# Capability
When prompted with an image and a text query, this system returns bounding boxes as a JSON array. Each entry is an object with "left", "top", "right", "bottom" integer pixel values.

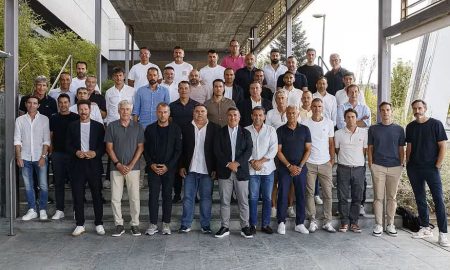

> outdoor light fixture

[
  {"left": 313, "top": 14, "right": 326, "bottom": 68},
  {"left": 0, "top": 50, "right": 12, "bottom": 58}
]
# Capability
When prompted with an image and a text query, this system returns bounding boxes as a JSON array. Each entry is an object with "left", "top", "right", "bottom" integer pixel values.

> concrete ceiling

[{"left": 110, "top": 0, "right": 277, "bottom": 52}]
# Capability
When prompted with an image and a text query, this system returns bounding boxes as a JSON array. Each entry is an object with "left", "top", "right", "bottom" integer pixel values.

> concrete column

[
  {"left": 4, "top": 0, "right": 19, "bottom": 222},
  {"left": 378, "top": 0, "right": 392, "bottom": 122},
  {"left": 95, "top": 0, "right": 102, "bottom": 89},
  {"left": 286, "top": 0, "right": 293, "bottom": 57}
]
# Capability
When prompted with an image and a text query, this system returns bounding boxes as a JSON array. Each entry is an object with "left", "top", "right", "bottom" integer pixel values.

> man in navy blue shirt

[
  {"left": 276, "top": 56, "right": 308, "bottom": 91},
  {"left": 406, "top": 99, "right": 449, "bottom": 247},
  {"left": 276, "top": 105, "right": 311, "bottom": 235}
]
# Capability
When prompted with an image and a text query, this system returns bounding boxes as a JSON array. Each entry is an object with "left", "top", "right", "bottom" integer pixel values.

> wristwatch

[
  {"left": 41, "top": 154, "right": 47, "bottom": 159},
  {"left": 114, "top": 161, "right": 120, "bottom": 166}
]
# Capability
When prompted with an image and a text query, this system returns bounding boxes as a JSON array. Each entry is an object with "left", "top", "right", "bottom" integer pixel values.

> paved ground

[{"left": 0, "top": 220, "right": 449, "bottom": 270}]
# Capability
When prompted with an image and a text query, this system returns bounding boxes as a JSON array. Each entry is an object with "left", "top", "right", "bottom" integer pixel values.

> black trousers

[
  {"left": 52, "top": 152, "right": 72, "bottom": 211},
  {"left": 148, "top": 170, "right": 174, "bottom": 224},
  {"left": 71, "top": 160, "right": 103, "bottom": 226}
]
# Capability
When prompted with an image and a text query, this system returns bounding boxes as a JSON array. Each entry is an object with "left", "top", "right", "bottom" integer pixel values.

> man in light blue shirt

[
  {"left": 133, "top": 67, "right": 170, "bottom": 128},
  {"left": 336, "top": 84, "right": 371, "bottom": 129}
]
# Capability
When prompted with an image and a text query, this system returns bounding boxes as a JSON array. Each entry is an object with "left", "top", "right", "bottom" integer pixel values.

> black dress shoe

[
  {"left": 241, "top": 226, "right": 254, "bottom": 239},
  {"left": 214, "top": 227, "right": 230, "bottom": 238},
  {"left": 250, "top": 225, "right": 257, "bottom": 235},
  {"left": 261, "top": 226, "right": 273, "bottom": 234}
]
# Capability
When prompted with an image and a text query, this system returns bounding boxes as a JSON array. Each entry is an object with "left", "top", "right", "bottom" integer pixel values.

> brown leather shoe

[
  {"left": 350, "top": 224, "right": 362, "bottom": 233},
  {"left": 339, "top": 224, "right": 348, "bottom": 233}
]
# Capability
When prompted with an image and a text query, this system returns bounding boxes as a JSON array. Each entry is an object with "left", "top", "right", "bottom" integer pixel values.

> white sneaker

[
  {"left": 51, "top": 210, "right": 65, "bottom": 220},
  {"left": 22, "top": 209, "right": 38, "bottom": 221},
  {"left": 271, "top": 207, "right": 277, "bottom": 218},
  {"left": 412, "top": 227, "right": 433, "bottom": 239},
  {"left": 39, "top": 210, "right": 48, "bottom": 221},
  {"left": 72, "top": 226, "right": 85, "bottom": 236},
  {"left": 295, "top": 224, "right": 310, "bottom": 234},
  {"left": 314, "top": 196, "right": 323, "bottom": 205},
  {"left": 95, "top": 225, "right": 105, "bottom": 235},
  {"left": 162, "top": 222, "right": 171, "bottom": 235},
  {"left": 287, "top": 206, "right": 296, "bottom": 218},
  {"left": 438, "top": 232, "right": 450, "bottom": 247},
  {"left": 145, "top": 224, "right": 159, "bottom": 235},
  {"left": 322, "top": 222, "right": 336, "bottom": 233},
  {"left": 102, "top": 180, "right": 111, "bottom": 189},
  {"left": 372, "top": 224, "right": 383, "bottom": 237},
  {"left": 277, "top": 222, "right": 286, "bottom": 235},
  {"left": 386, "top": 224, "right": 398, "bottom": 237},
  {"left": 359, "top": 205, "right": 366, "bottom": 216},
  {"left": 308, "top": 221, "right": 318, "bottom": 233}
]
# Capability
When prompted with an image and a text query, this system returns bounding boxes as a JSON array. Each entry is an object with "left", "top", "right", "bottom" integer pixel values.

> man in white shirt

[
  {"left": 70, "top": 61, "right": 100, "bottom": 93},
  {"left": 336, "top": 84, "right": 371, "bottom": 129},
  {"left": 166, "top": 46, "right": 193, "bottom": 83},
  {"left": 335, "top": 71, "right": 365, "bottom": 107},
  {"left": 312, "top": 77, "right": 337, "bottom": 126},
  {"left": 188, "top": 69, "right": 209, "bottom": 104},
  {"left": 303, "top": 98, "right": 336, "bottom": 233},
  {"left": 128, "top": 47, "right": 162, "bottom": 89},
  {"left": 14, "top": 95, "right": 51, "bottom": 221},
  {"left": 334, "top": 108, "right": 368, "bottom": 233},
  {"left": 272, "top": 71, "right": 302, "bottom": 108},
  {"left": 48, "top": 72, "right": 76, "bottom": 106},
  {"left": 70, "top": 87, "right": 103, "bottom": 124},
  {"left": 246, "top": 107, "right": 278, "bottom": 235},
  {"left": 105, "top": 67, "right": 136, "bottom": 125},
  {"left": 160, "top": 66, "right": 179, "bottom": 103},
  {"left": 263, "top": 48, "right": 288, "bottom": 93},
  {"left": 199, "top": 49, "right": 225, "bottom": 96}
]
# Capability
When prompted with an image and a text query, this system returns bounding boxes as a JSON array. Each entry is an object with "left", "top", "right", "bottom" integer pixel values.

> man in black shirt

[
  {"left": 86, "top": 75, "right": 107, "bottom": 119},
  {"left": 144, "top": 102, "right": 182, "bottom": 236},
  {"left": 19, "top": 75, "right": 57, "bottom": 118},
  {"left": 277, "top": 56, "right": 308, "bottom": 91},
  {"left": 235, "top": 53, "right": 257, "bottom": 99},
  {"left": 324, "top": 53, "right": 348, "bottom": 96},
  {"left": 49, "top": 94, "right": 80, "bottom": 220},
  {"left": 297, "top": 48, "right": 323, "bottom": 93},
  {"left": 406, "top": 99, "right": 449, "bottom": 247}
]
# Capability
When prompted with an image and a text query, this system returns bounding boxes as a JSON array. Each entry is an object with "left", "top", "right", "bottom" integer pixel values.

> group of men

[{"left": 13, "top": 39, "right": 449, "bottom": 247}]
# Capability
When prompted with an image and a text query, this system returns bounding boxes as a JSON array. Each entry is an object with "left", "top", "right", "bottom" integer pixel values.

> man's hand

[
  {"left": 288, "top": 165, "right": 301, "bottom": 176},
  {"left": 76, "top": 150, "right": 86, "bottom": 159},
  {"left": 38, "top": 157, "right": 46, "bottom": 167},
  {"left": 84, "top": 151, "right": 96, "bottom": 159},
  {"left": 16, "top": 158, "right": 24, "bottom": 168},
  {"left": 227, "top": 162, "right": 239, "bottom": 173},
  {"left": 179, "top": 168, "right": 187, "bottom": 178}
]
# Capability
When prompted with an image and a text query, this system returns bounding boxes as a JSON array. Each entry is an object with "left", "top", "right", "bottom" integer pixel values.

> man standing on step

[
  {"left": 179, "top": 104, "right": 219, "bottom": 234},
  {"left": 50, "top": 93, "right": 79, "bottom": 220},
  {"left": 144, "top": 103, "right": 182, "bottom": 236},
  {"left": 220, "top": 39, "right": 245, "bottom": 72},
  {"left": 406, "top": 99, "right": 449, "bottom": 247},
  {"left": 246, "top": 106, "right": 278, "bottom": 235},
  {"left": 303, "top": 98, "right": 336, "bottom": 233},
  {"left": 368, "top": 102, "right": 405, "bottom": 237},
  {"left": 66, "top": 99, "right": 105, "bottom": 236},
  {"left": 334, "top": 108, "right": 367, "bottom": 233},
  {"left": 214, "top": 107, "right": 253, "bottom": 238},
  {"left": 297, "top": 48, "right": 323, "bottom": 94},
  {"left": 166, "top": 46, "right": 193, "bottom": 83},
  {"left": 276, "top": 105, "right": 311, "bottom": 235},
  {"left": 105, "top": 100, "right": 144, "bottom": 237},
  {"left": 128, "top": 47, "right": 162, "bottom": 89},
  {"left": 324, "top": 53, "right": 348, "bottom": 96},
  {"left": 263, "top": 48, "right": 288, "bottom": 94},
  {"left": 14, "top": 95, "right": 50, "bottom": 221}
]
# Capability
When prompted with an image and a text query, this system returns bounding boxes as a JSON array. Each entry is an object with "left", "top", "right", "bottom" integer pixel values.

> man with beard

[
  {"left": 128, "top": 47, "right": 162, "bottom": 89},
  {"left": 221, "top": 39, "right": 245, "bottom": 72},
  {"left": 160, "top": 66, "right": 179, "bottom": 103},
  {"left": 235, "top": 53, "right": 257, "bottom": 98},
  {"left": 70, "top": 61, "right": 100, "bottom": 93},
  {"left": 188, "top": 69, "right": 209, "bottom": 104},
  {"left": 276, "top": 56, "right": 308, "bottom": 92},
  {"left": 297, "top": 48, "right": 323, "bottom": 93},
  {"left": 48, "top": 72, "right": 76, "bottom": 106},
  {"left": 263, "top": 48, "right": 288, "bottom": 93},
  {"left": 272, "top": 71, "right": 302, "bottom": 108},
  {"left": 166, "top": 46, "right": 193, "bottom": 83},
  {"left": 132, "top": 67, "right": 170, "bottom": 129},
  {"left": 204, "top": 79, "right": 236, "bottom": 127}
]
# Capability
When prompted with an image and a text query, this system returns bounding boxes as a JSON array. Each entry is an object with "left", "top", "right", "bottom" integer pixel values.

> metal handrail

[
  {"left": 49, "top": 54, "right": 73, "bottom": 92},
  {"left": 317, "top": 56, "right": 329, "bottom": 72},
  {"left": 8, "top": 157, "right": 16, "bottom": 236}
]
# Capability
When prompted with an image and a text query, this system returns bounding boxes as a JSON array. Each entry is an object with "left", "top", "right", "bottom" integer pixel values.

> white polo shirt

[
  {"left": 105, "top": 84, "right": 136, "bottom": 124},
  {"left": 14, "top": 112, "right": 51, "bottom": 161},
  {"left": 128, "top": 62, "right": 162, "bottom": 90},
  {"left": 313, "top": 91, "right": 337, "bottom": 126},
  {"left": 334, "top": 127, "right": 368, "bottom": 167},
  {"left": 302, "top": 117, "right": 334, "bottom": 164},
  {"left": 165, "top": 61, "right": 193, "bottom": 83},
  {"left": 245, "top": 124, "right": 278, "bottom": 175},
  {"left": 199, "top": 65, "right": 225, "bottom": 92}
]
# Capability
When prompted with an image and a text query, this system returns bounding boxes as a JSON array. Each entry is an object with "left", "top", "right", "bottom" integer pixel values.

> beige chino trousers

[
  {"left": 305, "top": 162, "right": 333, "bottom": 224},
  {"left": 111, "top": 170, "right": 141, "bottom": 226}
]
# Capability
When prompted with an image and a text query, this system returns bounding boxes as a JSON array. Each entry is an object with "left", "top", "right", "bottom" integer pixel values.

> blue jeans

[
  {"left": 249, "top": 173, "right": 274, "bottom": 227},
  {"left": 22, "top": 159, "right": 48, "bottom": 210},
  {"left": 181, "top": 172, "right": 213, "bottom": 228},
  {"left": 277, "top": 167, "right": 307, "bottom": 225},
  {"left": 407, "top": 165, "right": 448, "bottom": 233}
]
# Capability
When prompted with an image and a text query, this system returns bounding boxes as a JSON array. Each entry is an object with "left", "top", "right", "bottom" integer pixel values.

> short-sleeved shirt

[
  {"left": 165, "top": 61, "right": 193, "bottom": 83},
  {"left": 276, "top": 71, "right": 308, "bottom": 90},
  {"left": 220, "top": 55, "right": 245, "bottom": 72},
  {"left": 169, "top": 98, "right": 199, "bottom": 129},
  {"left": 128, "top": 62, "right": 162, "bottom": 89},
  {"left": 50, "top": 112, "right": 80, "bottom": 152},
  {"left": 297, "top": 64, "right": 323, "bottom": 93},
  {"left": 104, "top": 120, "right": 144, "bottom": 171},
  {"left": 324, "top": 67, "right": 349, "bottom": 96},
  {"left": 405, "top": 118, "right": 447, "bottom": 168},
  {"left": 302, "top": 117, "right": 334, "bottom": 164},
  {"left": 277, "top": 123, "right": 311, "bottom": 165},
  {"left": 368, "top": 123, "right": 405, "bottom": 167},
  {"left": 334, "top": 127, "right": 368, "bottom": 167},
  {"left": 19, "top": 94, "right": 57, "bottom": 118}
]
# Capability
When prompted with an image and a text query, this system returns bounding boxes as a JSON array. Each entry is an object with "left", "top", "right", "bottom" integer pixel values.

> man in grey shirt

[{"left": 105, "top": 100, "right": 144, "bottom": 237}]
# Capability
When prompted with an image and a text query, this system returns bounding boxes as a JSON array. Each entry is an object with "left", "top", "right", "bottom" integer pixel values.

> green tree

[
  {"left": 391, "top": 59, "right": 412, "bottom": 108},
  {"left": 270, "top": 19, "right": 309, "bottom": 64}
]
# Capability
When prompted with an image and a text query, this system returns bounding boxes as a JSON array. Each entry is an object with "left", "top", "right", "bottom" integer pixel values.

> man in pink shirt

[{"left": 221, "top": 40, "right": 245, "bottom": 72}]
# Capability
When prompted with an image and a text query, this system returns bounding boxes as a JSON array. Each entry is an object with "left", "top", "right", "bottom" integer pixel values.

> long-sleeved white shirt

[
  {"left": 105, "top": 84, "right": 135, "bottom": 124},
  {"left": 312, "top": 91, "right": 337, "bottom": 126},
  {"left": 14, "top": 112, "right": 50, "bottom": 161},
  {"left": 245, "top": 124, "right": 278, "bottom": 175}
]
